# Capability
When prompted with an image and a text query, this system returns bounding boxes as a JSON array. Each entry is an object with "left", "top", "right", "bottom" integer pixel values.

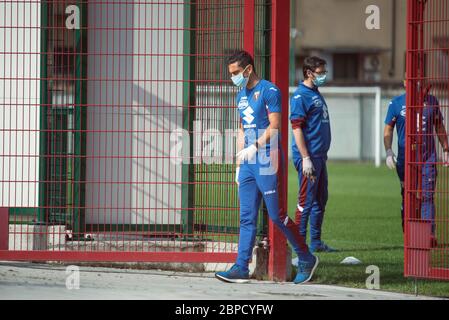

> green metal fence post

[
  {"left": 72, "top": 1, "right": 88, "bottom": 235},
  {"left": 181, "top": 2, "right": 197, "bottom": 238}
]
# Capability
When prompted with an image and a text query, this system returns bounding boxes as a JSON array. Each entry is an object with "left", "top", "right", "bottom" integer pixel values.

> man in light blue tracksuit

[
  {"left": 290, "top": 56, "right": 336, "bottom": 253},
  {"left": 215, "top": 50, "right": 319, "bottom": 284}
]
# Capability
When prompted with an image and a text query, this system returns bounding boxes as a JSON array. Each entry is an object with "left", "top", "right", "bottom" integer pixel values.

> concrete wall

[
  {"left": 0, "top": 2, "right": 40, "bottom": 208},
  {"left": 85, "top": 2, "right": 184, "bottom": 225}
]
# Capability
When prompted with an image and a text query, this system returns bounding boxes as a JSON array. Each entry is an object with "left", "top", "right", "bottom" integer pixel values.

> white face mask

[{"left": 231, "top": 66, "right": 250, "bottom": 88}]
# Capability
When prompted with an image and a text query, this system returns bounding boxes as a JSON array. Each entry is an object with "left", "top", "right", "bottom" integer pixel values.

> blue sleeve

[
  {"left": 429, "top": 96, "right": 444, "bottom": 123},
  {"left": 384, "top": 100, "right": 397, "bottom": 126},
  {"left": 427, "top": 95, "right": 439, "bottom": 106},
  {"left": 290, "top": 94, "right": 308, "bottom": 120},
  {"left": 264, "top": 86, "right": 281, "bottom": 113}
]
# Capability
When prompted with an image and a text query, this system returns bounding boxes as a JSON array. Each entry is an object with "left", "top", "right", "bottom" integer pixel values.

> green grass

[{"left": 287, "top": 162, "right": 449, "bottom": 298}]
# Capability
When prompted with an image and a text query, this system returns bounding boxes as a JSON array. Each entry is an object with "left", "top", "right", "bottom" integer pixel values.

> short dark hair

[
  {"left": 303, "top": 56, "right": 327, "bottom": 78},
  {"left": 227, "top": 50, "right": 256, "bottom": 73}
]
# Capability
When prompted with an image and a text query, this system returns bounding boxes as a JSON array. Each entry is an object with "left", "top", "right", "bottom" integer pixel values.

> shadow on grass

[{"left": 333, "top": 246, "right": 404, "bottom": 253}]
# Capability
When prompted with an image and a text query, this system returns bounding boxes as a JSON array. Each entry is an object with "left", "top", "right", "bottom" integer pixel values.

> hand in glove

[
  {"left": 386, "top": 149, "right": 397, "bottom": 170},
  {"left": 302, "top": 157, "right": 316, "bottom": 182},
  {"left": 236, "top": 144, "right": 258, "bottom": 162}
]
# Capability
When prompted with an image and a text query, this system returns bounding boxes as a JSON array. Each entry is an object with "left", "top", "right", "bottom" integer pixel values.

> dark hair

[
  {"left": 227, "top": 50, "right": 256, "bottom": 73},
  {"left": 303, "top": 56, "right": 327, "bottom": 78}
]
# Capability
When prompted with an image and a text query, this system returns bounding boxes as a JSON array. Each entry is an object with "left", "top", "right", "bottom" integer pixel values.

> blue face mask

[
  {"left": 312, "top": 73, "right": 327, "bottom": 87},
  {"left": 231, "top": 66, "right": 250, "bottom": 88}
]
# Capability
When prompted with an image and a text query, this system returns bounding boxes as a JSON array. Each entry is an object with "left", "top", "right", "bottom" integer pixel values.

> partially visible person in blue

[
  {"left": 384, "top": 77, "right": 449, "bottom": 242},
  {"left": 215, "top": 50, "right": 318, "bottom": 284},
  {"left": 290, "top": 56, "right": 336, "bottom": 253}
]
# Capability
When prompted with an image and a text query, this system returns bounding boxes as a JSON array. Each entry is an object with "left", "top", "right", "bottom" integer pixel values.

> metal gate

[
  {"left": 0, "top": 0, "right": 291, "bottom": 280},
  {"left": 405, "top": 0, "right": 449, "bottom": 280}
]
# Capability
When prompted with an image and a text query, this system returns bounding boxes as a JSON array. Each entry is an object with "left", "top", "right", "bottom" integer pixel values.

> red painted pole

[
  {"left": 0, "top": 208, "right": 8, "bottom": 251},
  {"left": 269, "top": 0, "right": 290, "bottom": 282},
  {"left": 405, "top": 0, "right": 412, "bottom": 278},
  {"left": 405, "top": 0, "right": 420, "bottom": 279},
  {"left": 243, "top": 0, "right": 255, "bottom": 56}
]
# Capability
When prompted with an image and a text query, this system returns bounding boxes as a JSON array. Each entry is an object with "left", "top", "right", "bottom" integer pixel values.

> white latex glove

[
  {"left": 236, "top": 144, "right": 258, "bottom": 162},
  {"left": 443, "top": 151, "right": 449, "bottom": 168},
  {"left": 302, "top": 157, "right": 315, "bottom": 178},
  {"left": 235, "top": 167, "right": 240, "bottom": 185},
  {"left": 386, "top": 149, "right": 397, "bottom": 169}
]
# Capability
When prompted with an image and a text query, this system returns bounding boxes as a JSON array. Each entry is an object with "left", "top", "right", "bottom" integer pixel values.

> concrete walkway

[{"left": 0, "top": 261, "right": 441, "bottom": 300}]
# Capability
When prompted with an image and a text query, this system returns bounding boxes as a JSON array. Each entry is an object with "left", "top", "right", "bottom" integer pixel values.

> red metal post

[
  {"left": 0, "top": 208, "right": 8, "bottom": 251},
  {"left": 269, "top": 0, "right": 290, "bottom": 281},
  {"left": 405, "top": 0, "right": 417, "bottom": 278},
  {"left": 414, "top": 0, "right": 427, "bottom": 224},
  {"left": 243, "top": 0, "right": 255, "bottom": 56}
]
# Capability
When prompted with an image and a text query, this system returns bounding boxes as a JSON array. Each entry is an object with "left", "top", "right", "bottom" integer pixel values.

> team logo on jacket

[
  {"left": 400, "top": 106, "right": 406, "bottom": 117},
  {"left": 254, "top": 91, "right": 260, "bottom": 101},
  {"left": 238, "top": 97, "right": 249, "bottom": 109},
  {"left": 242, "top": 106, "right": 255, "bottom": 124},
  {"left": 312, "top": 96, "right": 322, "bottom": 108}
]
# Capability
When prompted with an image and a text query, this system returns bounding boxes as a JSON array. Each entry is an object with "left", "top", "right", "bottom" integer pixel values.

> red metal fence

[
  {"left": 405, "top": 0, "right": 449, "bottom": 280},
  {"left": 0, "top": 0, "right": 291, "bottom": 280}
]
